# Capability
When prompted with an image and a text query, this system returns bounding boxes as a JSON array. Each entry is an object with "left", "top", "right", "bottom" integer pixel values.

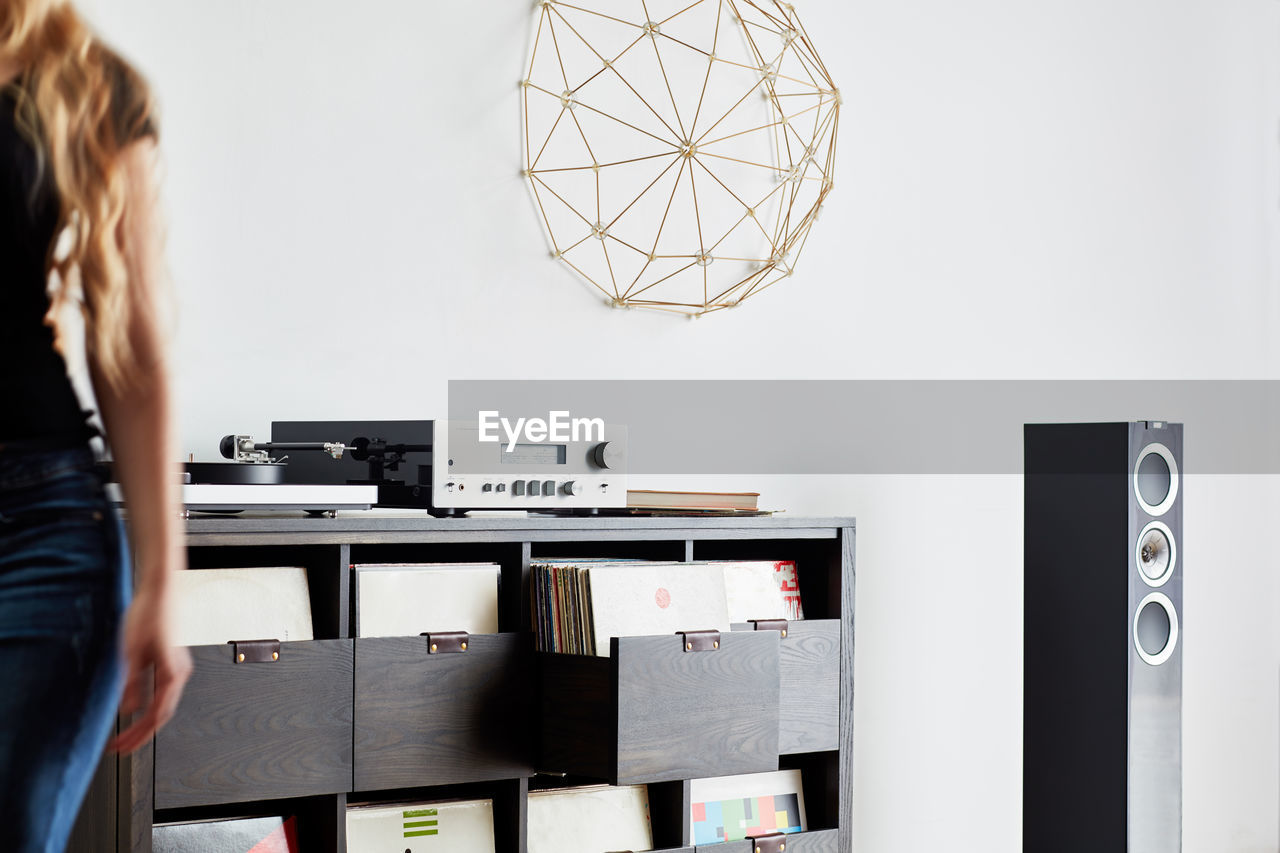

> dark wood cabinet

[{"left": 70, "top": 515, "right": 855, "bottom": 853}]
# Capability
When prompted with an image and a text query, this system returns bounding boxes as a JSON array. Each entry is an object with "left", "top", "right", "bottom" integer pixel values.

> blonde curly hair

[{"left": 2, "top": 0, "right": 157, "bottom": 392}]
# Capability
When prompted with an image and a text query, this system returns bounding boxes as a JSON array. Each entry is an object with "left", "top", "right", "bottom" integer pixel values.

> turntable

[{"left": 175, "top": 436, "right": 377, "bottom": 516}]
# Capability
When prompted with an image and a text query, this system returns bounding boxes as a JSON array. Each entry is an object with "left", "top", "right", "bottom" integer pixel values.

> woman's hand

[{"left": 110, "top": 588, "right": 192, "bottom": 754}]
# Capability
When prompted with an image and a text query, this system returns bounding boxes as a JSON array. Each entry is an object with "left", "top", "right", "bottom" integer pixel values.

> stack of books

[
  {"left": 625, "top": 489, "right": 770, "bottom": 516},
  {"left": 532, "top": 559, "right": 803, "bottom": 655}
]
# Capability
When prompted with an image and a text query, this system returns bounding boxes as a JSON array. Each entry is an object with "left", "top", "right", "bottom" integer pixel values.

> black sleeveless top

[
  {"left": 0, "top": 82, "right": 90, "bottom": 444},
  {"left": 0, "top": 69, "right": 154, "bottom": 445}
]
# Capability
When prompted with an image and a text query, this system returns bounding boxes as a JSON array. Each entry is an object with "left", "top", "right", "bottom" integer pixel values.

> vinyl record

[{"left": 185, "top": 461, "right": 287, "bottom": 485}]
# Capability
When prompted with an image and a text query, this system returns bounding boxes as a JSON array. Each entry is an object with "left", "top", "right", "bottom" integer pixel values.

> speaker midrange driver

[
  {"left": 1134, "top": 442, "right": 1179, "bottom": 516},
  {"left": 1133, "top": 591, "right": 1179, "bottom": 667}
]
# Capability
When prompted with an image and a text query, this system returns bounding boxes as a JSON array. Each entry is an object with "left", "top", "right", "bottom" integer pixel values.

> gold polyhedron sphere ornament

[{"left": 522, "top": 0, "right": 839, "bottom": 315}]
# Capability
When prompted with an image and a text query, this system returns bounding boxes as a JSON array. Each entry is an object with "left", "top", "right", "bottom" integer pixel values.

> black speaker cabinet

[{"left": 1024, "top": 422, "right": 1182, "bottom": 853}]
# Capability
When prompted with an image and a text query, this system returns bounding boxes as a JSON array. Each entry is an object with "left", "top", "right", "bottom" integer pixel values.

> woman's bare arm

[{"left": 87, "top": 137, "right": 191, "bottom": 754}]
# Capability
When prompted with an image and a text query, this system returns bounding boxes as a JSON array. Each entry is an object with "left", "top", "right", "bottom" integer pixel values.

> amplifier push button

[
  {"left": 512, "top": 480, "right": 526, "bottom": 496},
  {"left": 542, "top": 481, "right": 556, "bottom": 497}
]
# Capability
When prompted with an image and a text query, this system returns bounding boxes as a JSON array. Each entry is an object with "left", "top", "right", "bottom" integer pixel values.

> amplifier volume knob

[
  {"left": 592, "top": 442, "right": 622, "bottom": 469},
  {"left": 563, "top": 481, "right": 584, "bottom": 496}
]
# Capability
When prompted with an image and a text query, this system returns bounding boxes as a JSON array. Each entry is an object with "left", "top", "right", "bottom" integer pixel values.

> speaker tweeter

[{"left": 1135, "top": 520, "right": 1176, "bottom": 587}]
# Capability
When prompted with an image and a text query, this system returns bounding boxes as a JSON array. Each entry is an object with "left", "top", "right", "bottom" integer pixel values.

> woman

[{"left": 0, "top": 1, "right": 191, "bottom": 850}]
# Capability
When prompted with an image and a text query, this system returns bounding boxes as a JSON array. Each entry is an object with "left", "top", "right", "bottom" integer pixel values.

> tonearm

[{"left": 219, "top": 434, "right": 432, "bottom": 482}]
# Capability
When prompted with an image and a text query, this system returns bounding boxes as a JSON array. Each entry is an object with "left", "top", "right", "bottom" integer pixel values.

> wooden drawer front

[
  {"left": 155, "top": 640, "right": 353, "bottom": 809},
  {"left": 782, "top": 829, "right": 841, "bottom": 853},
  {"left": 353, "top": 633, "right": 534, "bottom": 790},
  {"left": 615, "top": 631, "right": 780, "bottom": 785},
  {"left": 696, "top": 830, "right": 839, "bottom": 853},
  {"left": 778, "top": 620, "right": 840, "bottom": 754}
]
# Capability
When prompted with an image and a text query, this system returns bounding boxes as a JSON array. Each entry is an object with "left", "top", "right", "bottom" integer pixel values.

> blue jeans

[{"left": 0, "top": 444, "right": 130, "bottom": 853}]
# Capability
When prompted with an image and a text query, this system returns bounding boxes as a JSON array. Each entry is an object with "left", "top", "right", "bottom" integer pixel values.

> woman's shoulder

[{"left": 97, "top": 44, "right": 157, "bottom": 145}]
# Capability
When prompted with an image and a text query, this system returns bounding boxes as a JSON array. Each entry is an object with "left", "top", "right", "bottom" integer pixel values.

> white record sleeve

[
  {"left": 353, "top": 563, "right": 500, "bottom": 638},
  {"left": 171, "top": 567, "right": 313, "bottom": 647},
  {"left": 585, "top": 563, "right": 730, "bottom": 656},
  {"left": 527, "top": 785, "right": 652, "bottom": 853},
  {"left": 714, "top": 560, "right": 804, "bottom": 623},
  {"left": 346, "top": 798, "right": 494, "bottom": 853}
]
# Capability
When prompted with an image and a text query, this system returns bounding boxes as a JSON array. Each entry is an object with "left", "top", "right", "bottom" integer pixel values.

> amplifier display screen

[{"left": 500, "top": 444, "right": 567, "bottom": 465}]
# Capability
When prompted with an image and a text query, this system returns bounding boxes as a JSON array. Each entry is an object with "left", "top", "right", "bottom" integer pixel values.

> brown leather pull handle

[
  {"left": 421, "top": 631, "right": 470, "bottom": 654},
  {"left": 752, "top": 832, "right": 788, "bottom": 853},
  {"left": 229, "top": 639, "right": 280, "bottom": 664},
  {"left": 677, "top": 629, "right": 721, "bottom": 652},
  {"left": 750, "top": 618, "right": 789, "bottom": 639}
]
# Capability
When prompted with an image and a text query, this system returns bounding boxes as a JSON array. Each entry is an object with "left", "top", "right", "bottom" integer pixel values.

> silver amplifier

[{"left": 433, "top": 418, "right": 627, "bottom": 511}]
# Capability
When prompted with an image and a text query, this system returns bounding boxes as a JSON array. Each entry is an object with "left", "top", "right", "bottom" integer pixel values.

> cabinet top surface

[{"left": 182, "top": 511, "right": 854, "bottom": 541}]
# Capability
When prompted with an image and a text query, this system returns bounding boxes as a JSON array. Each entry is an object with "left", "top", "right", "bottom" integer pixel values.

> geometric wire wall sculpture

[{"left": 522, "top": 0, "right": 839, "bottom": 315}]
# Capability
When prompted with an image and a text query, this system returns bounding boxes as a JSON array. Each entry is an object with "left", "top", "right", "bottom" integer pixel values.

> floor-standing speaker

[{"left": 1024, "top": 422, "right": 1182, "bottom": 853}]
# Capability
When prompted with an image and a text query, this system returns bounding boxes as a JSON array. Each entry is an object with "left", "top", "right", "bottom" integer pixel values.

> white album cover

[
  {"left": 714, "top": 560, "right": 805, "bottom": 623},
  {"left": 585, "top": 562, "right": 730, "bottom": 656},
  {"left": 346, "top": 798, "right": 494, "bottom": 853},
  {"left": 353, "top": 563, "right": 500, "bottom": 638},
  {"left": 527, "top": 785, "right": 652, "bottom": 853},
  {"left": 171, "top": 566, "right": 313, "bottom": 647}
]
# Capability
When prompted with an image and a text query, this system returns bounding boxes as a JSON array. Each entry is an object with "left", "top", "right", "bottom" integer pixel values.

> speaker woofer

[
  {"left": 1133, "top": 591, "right": 1179, "bottom": 666},
  {"left": 1133, "top": 442, "right": 1179, "bottom": 516},
  {"left": 1136, "top": 520, "right": 1176, "bottom": 587}
]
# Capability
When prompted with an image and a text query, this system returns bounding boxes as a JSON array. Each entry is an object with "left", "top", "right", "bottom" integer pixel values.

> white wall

[{"left": 80, "top": 1, "right": 1280, "bottom": 851}]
